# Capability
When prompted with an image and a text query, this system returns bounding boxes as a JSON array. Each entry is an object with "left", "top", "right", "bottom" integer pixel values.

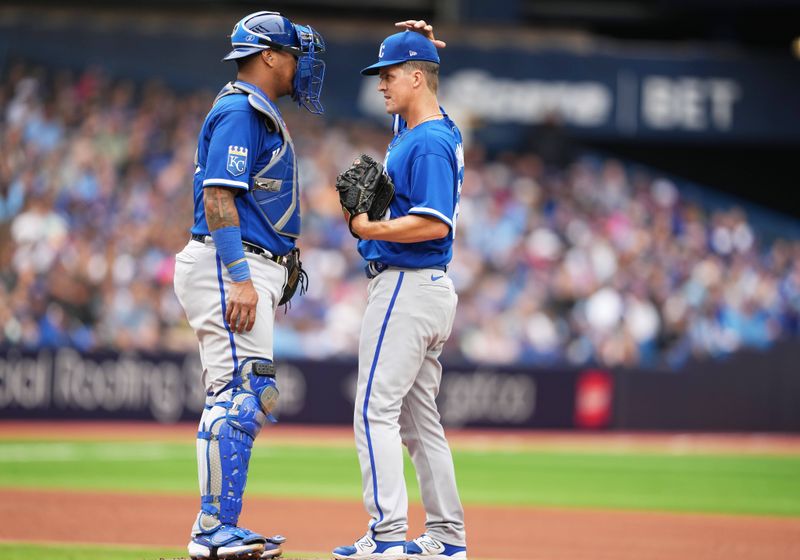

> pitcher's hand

[{"left": 395, "top": 20, "right": 446, "bottom": 48}]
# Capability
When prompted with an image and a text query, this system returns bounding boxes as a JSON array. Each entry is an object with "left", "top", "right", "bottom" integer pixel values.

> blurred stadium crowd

[{"left": 2, "top": 63, "right": 799, "bottom": 368}]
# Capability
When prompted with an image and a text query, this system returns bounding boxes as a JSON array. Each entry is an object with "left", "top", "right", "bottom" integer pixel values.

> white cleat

[
  {"left": 332, "top": 534, "right": 408, "bottom": 559},
  {"left": 405, "top": 534, "right": 467, "bottom": 559}
]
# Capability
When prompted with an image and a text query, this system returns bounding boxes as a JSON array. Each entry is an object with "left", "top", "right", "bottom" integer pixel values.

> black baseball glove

[
  {"left": 278, "top": 248, "right": 308, "bottom": 309},
  {"left": 335, "top": 154, "right": 395, "bottom": 237}
]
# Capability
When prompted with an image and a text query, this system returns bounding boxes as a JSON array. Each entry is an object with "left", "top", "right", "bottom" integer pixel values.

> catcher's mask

[{"left": 223, "top": 11, "right": 326, "bottom": 114}]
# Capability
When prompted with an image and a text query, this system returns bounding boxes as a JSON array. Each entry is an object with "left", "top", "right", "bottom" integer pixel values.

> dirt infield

[
  {"left": 2, "top": 421, "right": 800, "bottom": 560},
  {"left": 3, "top": 488, "right": 800, "bottom": 560}
]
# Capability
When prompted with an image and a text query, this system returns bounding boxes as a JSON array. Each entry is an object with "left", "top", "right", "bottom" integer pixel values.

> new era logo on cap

[{"left": 361, "top": 31, "right": 440, "bottom": 75}]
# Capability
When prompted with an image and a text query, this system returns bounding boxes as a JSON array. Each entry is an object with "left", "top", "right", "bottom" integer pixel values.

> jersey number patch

[{"left": 227, "top": 145, "right": 248, "bottom": 177}]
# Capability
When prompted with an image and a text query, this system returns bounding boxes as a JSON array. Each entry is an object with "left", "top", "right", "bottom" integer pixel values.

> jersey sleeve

[
  {"left": 202, "top": 109, "right": 261, "bottom": 191},
  {"left": 407, "top": 152, "right": 456, "bottom": 229}
]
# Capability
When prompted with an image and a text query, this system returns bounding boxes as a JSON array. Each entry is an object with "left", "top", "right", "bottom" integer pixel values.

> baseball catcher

[
  {"left": 335, "top": 154, "right": 395, "bottom": 237},
  {"left": 173, "top": 10, "right": 326, "bottom": 560}
]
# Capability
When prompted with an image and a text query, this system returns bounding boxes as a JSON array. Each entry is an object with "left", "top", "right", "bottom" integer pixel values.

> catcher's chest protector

[{"left": 214, "top": 81, "right": 301, "bottom": 238}]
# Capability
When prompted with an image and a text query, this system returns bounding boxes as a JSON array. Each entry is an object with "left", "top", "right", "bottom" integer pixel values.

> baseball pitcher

[{"left": 333, "top": 22, "right": 468, "bottom": 560}]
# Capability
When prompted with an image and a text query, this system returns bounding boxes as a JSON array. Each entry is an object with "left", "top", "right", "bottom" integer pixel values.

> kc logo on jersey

[{"left": 227, "top": 145, "right": 248, "bottom": 176}]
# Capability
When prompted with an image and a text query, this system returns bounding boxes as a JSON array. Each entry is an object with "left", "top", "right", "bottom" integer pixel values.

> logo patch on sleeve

[{"left": 227, "top": 145, "right": 248, "bottom": 176}]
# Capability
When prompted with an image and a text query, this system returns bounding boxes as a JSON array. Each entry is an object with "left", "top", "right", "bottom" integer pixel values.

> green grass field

[
  {"left": 0, "top": 541, "right": 187, "bottom": 560},
  {"left": 1, "top": 438, "right": 799, "bottom": 517},
  {"left": 3, "top": 435, "right": 799, "bottom": 560},
  {"left": 0, "top": 541, "right": 334, "bottom": 560}
]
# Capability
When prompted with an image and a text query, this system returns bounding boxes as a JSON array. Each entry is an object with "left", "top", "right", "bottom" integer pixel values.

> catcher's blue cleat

[
  {"left": 260, "top": 534, "right": 286, "bottom": 559},
  {"left": 188, "top": 524, "right": 266, "bottom": 560}
]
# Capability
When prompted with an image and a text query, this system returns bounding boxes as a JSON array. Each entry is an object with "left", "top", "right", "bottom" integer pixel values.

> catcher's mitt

[
  {"left": 277, "top": 248, "right": 308, "bottom": 309},
  {"left": 335, "top": 154, "right": 395, "bottom": 237}
]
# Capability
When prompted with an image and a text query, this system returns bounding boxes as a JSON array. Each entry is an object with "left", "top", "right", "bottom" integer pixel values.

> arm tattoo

[{"left": 204, "top": 187, "right": 240, "bottom": 231}]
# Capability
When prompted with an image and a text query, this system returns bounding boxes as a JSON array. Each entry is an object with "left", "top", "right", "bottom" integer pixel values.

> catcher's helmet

[{"left": 224, "top": 11, "right": 326, "bottom": 114}]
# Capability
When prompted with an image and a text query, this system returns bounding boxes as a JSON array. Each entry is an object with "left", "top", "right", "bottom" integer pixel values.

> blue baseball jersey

[
  {"left": 358, "top": 110, "right": 464, "bottom": 269},
  {"left": 190, "top": 80, "right": 295, "bottom": 256}
]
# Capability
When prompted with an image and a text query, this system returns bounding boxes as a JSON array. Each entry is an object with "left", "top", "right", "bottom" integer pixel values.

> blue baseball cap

[{"left": 361, "top": 31, "right": 440, "bottom": 75}]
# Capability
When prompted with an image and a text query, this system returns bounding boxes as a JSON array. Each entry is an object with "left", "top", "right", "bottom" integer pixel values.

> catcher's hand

[{"left": 335, "top": 154, "right": 395, "bottom": 238}]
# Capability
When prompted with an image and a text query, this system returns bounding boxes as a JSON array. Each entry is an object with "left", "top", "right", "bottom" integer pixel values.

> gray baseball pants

[{"left": 353, "top": 267, "right": 466, "bottom": 547}]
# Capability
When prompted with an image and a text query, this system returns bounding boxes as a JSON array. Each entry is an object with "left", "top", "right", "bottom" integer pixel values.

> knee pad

[
  {"left": 193, "top": 359, "right": 280, "bottom": 531},
  {"left": 229, "top": 358, "right": 280, "bottom": 438}
]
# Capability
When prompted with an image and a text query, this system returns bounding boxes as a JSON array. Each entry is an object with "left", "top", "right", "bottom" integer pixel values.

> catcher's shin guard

[{"left": 193, "top": 359, "right": 280, "bottom": 534}]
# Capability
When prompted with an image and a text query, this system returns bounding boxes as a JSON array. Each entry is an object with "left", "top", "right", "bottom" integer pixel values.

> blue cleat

[
  {"left": 405, "top": 534, "right": 467, "bottom": 559},
  {"left": 260, "top": 534, "right": 286, "bottom": 559},
  {"left": 188, "top": 524, "right": 266, "bottom": 560},
  {"left": 332, "top": 534, "right": 407, "bottom": 559}
]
